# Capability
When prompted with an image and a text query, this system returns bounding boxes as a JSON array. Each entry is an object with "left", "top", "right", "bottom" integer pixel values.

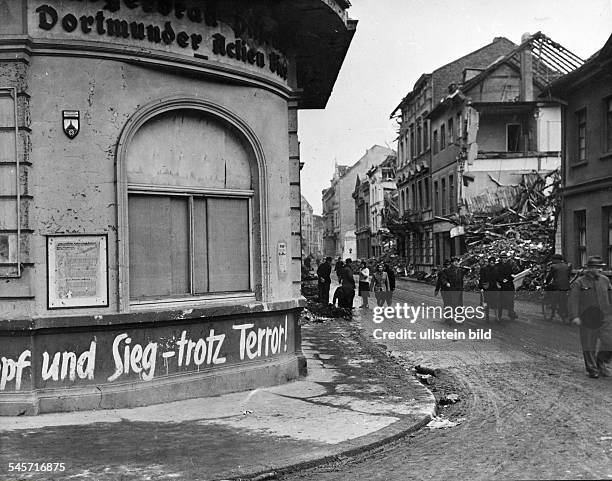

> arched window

[{"left": 124, "top": 108, "right": 258, "bottom": 303}]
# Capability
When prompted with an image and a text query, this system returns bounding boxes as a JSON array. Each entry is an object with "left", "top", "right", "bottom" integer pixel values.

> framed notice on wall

[{"left": 47, "top": 235, "right": 108, "bottom": 309}]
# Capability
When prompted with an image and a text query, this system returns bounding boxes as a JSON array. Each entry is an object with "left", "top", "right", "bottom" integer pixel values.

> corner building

[{"left": 0, "top": 0, "right": 356, "bottom": 414}]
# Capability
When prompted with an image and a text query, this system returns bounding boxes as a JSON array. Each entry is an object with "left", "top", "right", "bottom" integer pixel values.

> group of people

[
  {"left": 316, "top": 251, "right": 611, "bottom": 379},
  {"left": 476, "top": 252, "right": 520, "bottom": 322},
  {"left": 433, "top": 253, "right": 519, "bottom": 322},
  {"left": 316, "top": 257, "right": 396, "bottom": 311}
]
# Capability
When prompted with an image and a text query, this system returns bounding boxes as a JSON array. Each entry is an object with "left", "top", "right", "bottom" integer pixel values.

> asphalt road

[{"left": 280, "top": 280, "right": 612, "bottom": 481}]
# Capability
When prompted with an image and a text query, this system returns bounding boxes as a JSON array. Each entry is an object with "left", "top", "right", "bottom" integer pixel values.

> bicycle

[{"left": 540, "top": 288, "right": 565, "bottom": 322}]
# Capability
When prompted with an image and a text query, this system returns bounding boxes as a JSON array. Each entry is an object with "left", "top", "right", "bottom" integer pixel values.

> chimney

[{"left": 519, "top": 32, "right": 533, "bottom": 101}]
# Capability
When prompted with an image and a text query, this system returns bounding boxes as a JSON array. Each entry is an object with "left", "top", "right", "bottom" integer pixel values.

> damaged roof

[{"left": 460, "top": 32, "right": 584, "bottom": 94}]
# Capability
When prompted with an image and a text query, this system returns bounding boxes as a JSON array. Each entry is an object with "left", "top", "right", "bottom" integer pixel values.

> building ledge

[{"left": 0, "top": 298, "right": 306, "bottom": 332}]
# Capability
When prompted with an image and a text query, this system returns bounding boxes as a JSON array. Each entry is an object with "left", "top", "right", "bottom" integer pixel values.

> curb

[
  {"left": 225, "top": 407, "right": 436, "bottom": 481},
  {"left": 223, "top": 319, "right": 438, "bottom": 481}
]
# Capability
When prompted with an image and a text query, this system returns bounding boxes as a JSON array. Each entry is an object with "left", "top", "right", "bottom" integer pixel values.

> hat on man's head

[
  {"left": 451, "top": 256, "right": 460, "bottom": 263},
  {"left": 586, "top": 255, "right": 606, "bottom": 267},
  {"left": 551, "top": 253, "right": 563, "bottom": 261}
]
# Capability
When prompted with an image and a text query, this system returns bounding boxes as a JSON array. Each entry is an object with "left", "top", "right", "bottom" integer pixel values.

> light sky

[{"left": 298, "top": 0, "right": 612, "bottom": 214}]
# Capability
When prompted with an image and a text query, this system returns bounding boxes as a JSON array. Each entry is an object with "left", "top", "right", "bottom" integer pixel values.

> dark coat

[
  {"left": 479, "top": 264, "right": 500, "bottom": 291},
  {"left": 334, "top": 261, "right": 345, "bottom": 276},
  {"left": 385, "top": 266, "right": 396, "bottom": 290},
  {"left": 316, "top": 262, "right": 332, "bottom": 284},
  {"left": 569, "top": 272, "right": 612, "bottom": 327},
  {"left": 341, "top": 265, "right": 356, "bottom": 287},
  {"left": 446, "top": 266, "right": 466, "bottom": 289},
  {"left": 497, "top": 261, "right": 518, "bottom": 291},
  {"left": 546, "top": 261, "right": 571, "bottom": 291},
  {"left": 435, "top": 268, "right": 451, "bottom": 294}
]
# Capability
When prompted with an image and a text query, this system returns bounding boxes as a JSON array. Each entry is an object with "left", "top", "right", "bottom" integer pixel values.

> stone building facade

[
  {"left": 391, "top": 37, "right": 516, "bottom": 270},
  {"left": 322, "top": 145, "right": 394, "bottom": 259},
  {"left": 0, "top": 0, "right": 356, "bottom": 414},
  {"left": 547, "top": 33, "right": 612, "bottom": 269}
]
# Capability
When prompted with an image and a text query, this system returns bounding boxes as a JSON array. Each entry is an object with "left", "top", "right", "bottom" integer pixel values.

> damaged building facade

[
  {"left": 391, "top": 37, "right": 516, "bottom": 270},
  {"left": 391, "top": 33, "right": 582, "bottom": 270},
  {"left": 0, "top": 0, "right": 355, "bottom": 415}
]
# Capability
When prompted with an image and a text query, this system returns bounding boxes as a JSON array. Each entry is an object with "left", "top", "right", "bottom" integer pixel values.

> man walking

[
  {"left": 435, "top": 259, "right": 452, "bottom": 307},
  {"left": 545, "top": 253, "right": 572, "bottom": 322},
  {"left": 316, "top": 256, "right": 332, "bottom": 304},
  {"left": 570, "top": 256, "right": 612, "bottom": 378}
]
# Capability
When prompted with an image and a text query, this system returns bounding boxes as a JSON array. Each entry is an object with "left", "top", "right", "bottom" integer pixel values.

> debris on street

[
  {"left": 414, "top": 365, "right": 438, "bottom": 377},
  {"left": 426, "top": 416, "right": 465, "bottom": 429},
  {"left": 416, "top": 373, "right": 434, "bottom": 385},
  {"left": 439, "top": 394, "right": 460, "bottom": 405}
]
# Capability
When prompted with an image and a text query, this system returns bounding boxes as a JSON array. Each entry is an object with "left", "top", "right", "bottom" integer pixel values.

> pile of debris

[
  {"left": 458, "top": 170, "right": 561, "bottom": 291},
  {"left": 300, "top": 300, "right": 352, "bottom": 323}
]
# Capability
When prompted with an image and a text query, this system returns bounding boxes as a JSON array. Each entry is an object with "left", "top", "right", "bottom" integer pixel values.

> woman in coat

[{"left": 358, "top": 261, "right": 371, "bottom": 308}]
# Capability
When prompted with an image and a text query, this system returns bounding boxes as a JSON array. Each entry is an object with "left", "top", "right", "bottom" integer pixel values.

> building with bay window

[{"left": 0, "top": 0, "right": 356, "bottom": 414}]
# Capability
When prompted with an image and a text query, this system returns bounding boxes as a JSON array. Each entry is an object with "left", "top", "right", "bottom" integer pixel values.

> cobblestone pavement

[{"left": 280, "top": 281, "right": 612, "bottom": 481}]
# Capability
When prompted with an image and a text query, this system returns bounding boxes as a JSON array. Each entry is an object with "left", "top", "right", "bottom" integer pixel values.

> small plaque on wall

[{"left": 47, "top": 235, "right": 108, "bottom": 309}]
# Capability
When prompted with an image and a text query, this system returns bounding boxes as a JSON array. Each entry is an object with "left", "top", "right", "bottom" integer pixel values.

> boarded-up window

[
  {"left": 126, "top": 109, "right": 253, "bottom": 301},
  {"left": 129, "top": 195, "right": 250, "bottom": 299}
]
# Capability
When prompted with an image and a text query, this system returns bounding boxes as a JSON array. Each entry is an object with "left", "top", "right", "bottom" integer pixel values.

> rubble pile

[
  {"left": 300, "top": 300, "right": 352, "bottom": 323},
  {"left": 459, "top": 170, "right": 561, "bottom": 291}
]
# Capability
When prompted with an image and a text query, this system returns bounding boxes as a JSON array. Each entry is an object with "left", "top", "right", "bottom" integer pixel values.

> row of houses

[
  {"left": 321, "top": 31, "right": 612, "bottom": 272},
  {"left": 301, "top": 195, "right": 324, "bottom": 260},
  {"left": 321, "top": 145, "right": 395, "bottom": 259}
]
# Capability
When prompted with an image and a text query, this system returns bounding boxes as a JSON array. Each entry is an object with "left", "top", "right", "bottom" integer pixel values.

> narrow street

[{"left": 281, "top": 280, "right": 612, "bottom": 481}]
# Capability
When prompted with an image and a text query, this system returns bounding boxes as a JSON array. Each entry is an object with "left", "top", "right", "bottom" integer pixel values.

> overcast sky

[{"left": 298, "top": 0, "right": 612, "bottom": 214}]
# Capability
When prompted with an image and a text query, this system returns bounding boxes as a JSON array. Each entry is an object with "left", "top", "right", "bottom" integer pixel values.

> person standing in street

[
  {"left": 341, "top": 258, "right": 356, "bottom": 310},
  {"left": 384, "top": 263, "right": 396, "bottom": 306},
  {"left": 372, "top": 264, "right": 390, "bottom": 307},
  {"left": 358, "top": 261, "right": 371, "bottom": 308},
  {"left": 545, "top": 253, "right": 572, "bottom": 322},
  {"left": 335, "top": 257, "right": 345, "bottom": 284},
  {"left": 316, "top": 256, "right": 332, "bottom": 305},
  {"left": 435, "top": 259, "right": 452, "bottom": 307},
  {"left": 497, "top": 252, "right": 518, "bottom": 320},
  {"left": 446, "top": 256, "right": 467, "bottom": 308},
  {"left": 479, "top": 256, "right": 500, "bottom": 322},
  {"left": 570, "top": 256, "right": 612, "bottom": 378}
]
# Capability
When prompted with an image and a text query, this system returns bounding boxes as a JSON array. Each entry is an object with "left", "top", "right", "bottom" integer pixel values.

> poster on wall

[{"left": 47, "top": 235, "right": 108, "bottom": 309}]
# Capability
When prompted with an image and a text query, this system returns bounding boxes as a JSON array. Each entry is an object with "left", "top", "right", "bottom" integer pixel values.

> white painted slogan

[{"left": 0, "top": 317, "right": 288, "bottom": 391}]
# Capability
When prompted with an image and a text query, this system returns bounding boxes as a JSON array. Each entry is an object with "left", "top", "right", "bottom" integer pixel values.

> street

[{"left": 280, "top": 280, "right": 612, "bottom": 481}]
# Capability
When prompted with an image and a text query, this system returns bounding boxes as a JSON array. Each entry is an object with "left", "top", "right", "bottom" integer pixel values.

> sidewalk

[{"left": 0, "top": 307, "right": 436, "bottom": 481}]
